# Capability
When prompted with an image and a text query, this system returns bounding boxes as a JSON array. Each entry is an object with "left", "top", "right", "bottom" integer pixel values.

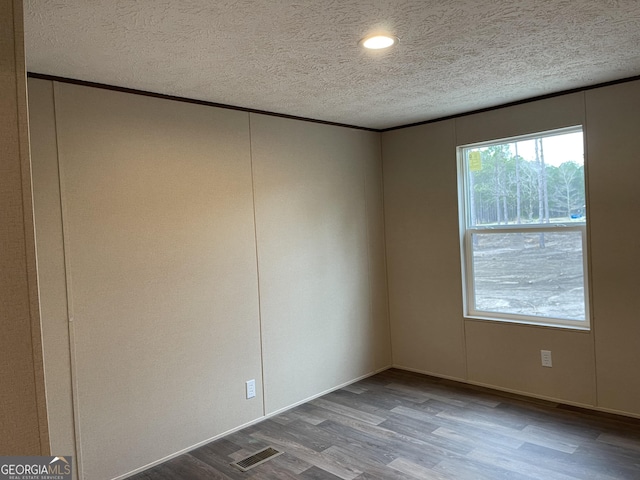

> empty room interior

[{"left": 3, "top": 1, "right": 640, "bottom": 479}]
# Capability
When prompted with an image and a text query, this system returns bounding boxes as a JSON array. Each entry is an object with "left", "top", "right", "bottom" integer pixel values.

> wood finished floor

[{"left": 128, "top": 369, "right": 640, "bottom": 480}]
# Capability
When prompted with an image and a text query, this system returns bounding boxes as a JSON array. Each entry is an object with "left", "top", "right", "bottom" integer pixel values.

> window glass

[
  {"left": 471, "top": 231, "right": 585, "bottom": 321},
  {"left": 459, "top": 127, "right": 589, "bottom": 329}
]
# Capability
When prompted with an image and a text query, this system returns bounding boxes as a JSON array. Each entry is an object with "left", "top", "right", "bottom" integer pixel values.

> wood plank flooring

[{"left": 128, "top": 369, "right": 640, "bottom": 480}]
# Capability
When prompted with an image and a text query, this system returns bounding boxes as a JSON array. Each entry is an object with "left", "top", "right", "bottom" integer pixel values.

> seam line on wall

[
  {"left": 248, "top": 113, "right": 267, "bottom": 417},
  {"left": 582, "top": 90, "right": 600, "bottom": 409},
  {"left": 51, "top": 80, "right": 80, "bottom": 468},
  {"left": 454, "top": 118, "right": 470, "bottom": 382},
  {"left": 361, "top": 131, "right": 377, "bottom": 370},
  {"left": 378, "top": 134, "right": 394, "bottom": 363},
  {"left": 52, "top": 80, "right": 85, "bottom": 479}
]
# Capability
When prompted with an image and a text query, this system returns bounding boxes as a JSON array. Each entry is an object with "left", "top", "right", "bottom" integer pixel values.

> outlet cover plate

[
  {"left": 246, "top": 379, "right": 256, "bottom": 399},
  {"left": 541, "top": 350, "right": 553, "bottom": 367}
]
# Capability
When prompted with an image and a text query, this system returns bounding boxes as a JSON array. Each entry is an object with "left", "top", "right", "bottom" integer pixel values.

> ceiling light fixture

[{"left": 359, "top": 34, "right": 398, "bottom": 50}]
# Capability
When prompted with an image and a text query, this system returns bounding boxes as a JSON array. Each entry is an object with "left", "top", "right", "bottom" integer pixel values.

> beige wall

[
  {"left": 28, "top": 81, "right": 390, "bottom": 478},
  {"left": 45, "top": 82, "right": 263, "bottom": 480},
  {"left": 586, "top": 81, "right": 640, "bottom": 415},
  {"left": 383, "top": 120, "right": 466, "bottom": 380},
  {"left": 0, "top": 0, "right": 48, "bottom": 456},
  {"left": 382, "top": 81, "right": 640, "bottom": 417},
  {"left": 250, "top": 115, "right": 389, "bottom": 414}
]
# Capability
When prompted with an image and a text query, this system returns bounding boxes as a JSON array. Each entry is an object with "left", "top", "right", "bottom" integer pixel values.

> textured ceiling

[{"left": 24, "top": 0, "right": 640, "bottom": 130}]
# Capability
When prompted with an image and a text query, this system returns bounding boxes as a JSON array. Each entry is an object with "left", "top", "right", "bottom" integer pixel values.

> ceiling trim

[
  {"left": 27, "top": 72, "right": 640, "bottom": 134},
  {"left": 381, "top": 74, "right": 640, "bottom": 133},
  {"left": 26, "top": 72, "right": 378, "bottom": 133}
]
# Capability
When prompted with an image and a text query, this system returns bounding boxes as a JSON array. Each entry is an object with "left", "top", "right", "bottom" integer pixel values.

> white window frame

[{"left": 457, "top": 126, "right": 590, "bottom": 330}]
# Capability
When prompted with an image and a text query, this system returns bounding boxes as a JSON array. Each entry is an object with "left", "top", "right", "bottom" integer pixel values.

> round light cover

[{"left": 360, "top": 34, "right": 398, "bottom": 50}]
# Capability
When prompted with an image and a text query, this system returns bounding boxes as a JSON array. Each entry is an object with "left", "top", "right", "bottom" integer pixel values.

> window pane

[
  {"left": 471, "top": 231, "right": 585, "bottom": 321},
  {"left": 465, "top": 130, "right": 585, "bottom": 227}
]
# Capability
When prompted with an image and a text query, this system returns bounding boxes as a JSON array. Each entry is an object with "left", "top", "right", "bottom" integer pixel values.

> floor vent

[{"left": 231, "top": 446, "right": 283, "bottom": 472}]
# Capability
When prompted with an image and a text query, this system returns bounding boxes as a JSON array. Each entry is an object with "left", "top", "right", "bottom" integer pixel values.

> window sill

[{"left": 463, "top": 314, "right": 591, "bottom": 332}]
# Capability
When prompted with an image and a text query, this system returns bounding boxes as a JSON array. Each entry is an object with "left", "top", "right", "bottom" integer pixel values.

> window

[{"left": 458, "top": 127, "right": 589, "bottom": 329}]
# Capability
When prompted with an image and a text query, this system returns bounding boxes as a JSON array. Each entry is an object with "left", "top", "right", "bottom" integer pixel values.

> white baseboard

[
  {"left": 116, "top": 364, "right": 392, "bottom": 480},
  {"left": 265, "top": 365, "right": 392, "bottom": 418},
  {"left": 392, "top": 364, "right": 640, "bottom": 420},
  {"left": 116, "top": 363, "right": 639, "bottom": 479}
]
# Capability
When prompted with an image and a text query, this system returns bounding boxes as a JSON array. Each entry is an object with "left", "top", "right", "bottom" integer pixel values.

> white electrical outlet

[
  {"left": 541, "top": 350, "right": 553, "bottom": 367},
  {"left": 246, "top": 379, "right": 256, "bottom": 399}
]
